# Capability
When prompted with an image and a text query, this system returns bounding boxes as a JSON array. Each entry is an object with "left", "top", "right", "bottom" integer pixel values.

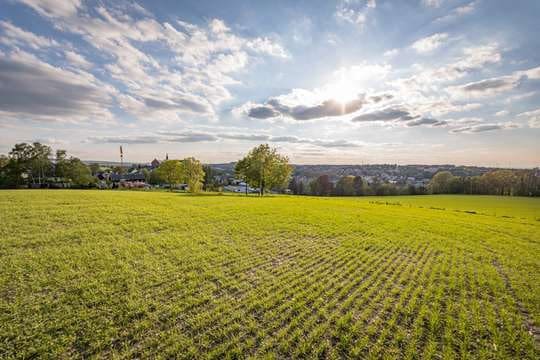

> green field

[{"left": 1, "top": 191, "right": 539, "bottom": 359}]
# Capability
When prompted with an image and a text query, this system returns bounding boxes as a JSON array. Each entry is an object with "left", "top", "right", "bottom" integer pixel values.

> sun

[{"left": 324, "top": 73, "right": 360, "bottom": 104}]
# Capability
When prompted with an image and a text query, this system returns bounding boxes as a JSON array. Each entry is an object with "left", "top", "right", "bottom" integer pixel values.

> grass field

[{"left": 1, "top": 190, "right": 539, "bottom": 359}]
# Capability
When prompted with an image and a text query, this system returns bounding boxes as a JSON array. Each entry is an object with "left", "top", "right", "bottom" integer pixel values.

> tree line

[
  {"left": 1, "top": 142, "right": 538, "bottom": 196},
  {"left": 288, "top": 169, "right": 539, "bottom": 197},
  {"left": 0, "top": 143, "right": 94, "bottom": 188}
]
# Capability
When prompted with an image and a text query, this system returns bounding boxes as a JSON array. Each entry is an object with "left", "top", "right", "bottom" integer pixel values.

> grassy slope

[{"left": 0, "top": 190, "right": 538, "bottom": 359}]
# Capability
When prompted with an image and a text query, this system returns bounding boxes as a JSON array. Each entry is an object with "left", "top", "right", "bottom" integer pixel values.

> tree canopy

[
  {"left": 235, "top": 144, "right": 293, "bottom": 196},
  {"left": 155, "top": 160, "right": 184, "bottom": 191}
]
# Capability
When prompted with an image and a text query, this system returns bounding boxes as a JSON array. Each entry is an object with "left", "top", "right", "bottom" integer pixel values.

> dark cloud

[
  {"left": 351, "top": 106, "right": 419, "bottom": 122},
  {"left": 87, "top": 136, "right": 160, "bottom": 144},
  {"left": 282, "top": 98, "right": 365, "bottom": 120},
  {"left": 0, "top": 53, "right": 110, "bottom": 118},
  {"left": 143, "top": 96, "right": 211, "bottom": 114},
  {"left": 461, "top": 78, "right": 517, "bottom": 92},
  {"left": 245, "top": 96, "right": 368, "bottom": 121},
  {"left": 369, "top": 94, "right": 394, "bottom": 103},
  {"left": 219, "top": 133, "right": 270, "bottom": 141},
  {"left": 247, "top": 105, "right": 280, "bottom": 119},
  {"left": 450, "top": 123, "right": 516, "bottom": 134},
  {"left": 87, "top": 131, "right": 361, "bottom": 148},
  {"left": 244, "top": 92, "right": 397, "bottom": 121},
  {"left": 406, "top": 118, "right": 447, "bottom": 127},
  {"left": 269, "top": 135, "right": 361, "bottom": 148},
  {"left": 157, "top": 131, "right": 218, "bottom": 142}
]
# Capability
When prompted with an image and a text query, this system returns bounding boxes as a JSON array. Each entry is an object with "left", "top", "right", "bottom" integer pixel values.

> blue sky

[{"left": 0, "top": 0, "right": 539, "bottom": 166}]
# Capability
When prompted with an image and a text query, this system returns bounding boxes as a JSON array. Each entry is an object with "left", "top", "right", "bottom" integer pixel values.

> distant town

[{"left": 85, "top": 158, "right": 540, "bottom": 195}]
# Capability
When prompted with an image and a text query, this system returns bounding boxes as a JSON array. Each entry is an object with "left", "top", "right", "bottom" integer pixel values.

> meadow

[{"left": 0, "top": 190, "right": 539, "bottom": 359}]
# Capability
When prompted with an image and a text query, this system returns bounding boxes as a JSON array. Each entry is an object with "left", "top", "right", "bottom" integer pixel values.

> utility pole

[{"left": 120, "top": 145, "right": 124, "bottom": 173}]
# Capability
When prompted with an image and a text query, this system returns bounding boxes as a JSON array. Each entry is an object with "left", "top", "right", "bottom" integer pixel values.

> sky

[{"left": 0, "top": 0, "right": 539, "bottom": 167}]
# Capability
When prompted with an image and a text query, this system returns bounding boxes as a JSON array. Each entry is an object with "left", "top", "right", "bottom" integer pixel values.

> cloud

[
  {"left": 247, "top": 105, "right": 281, "bottom": 119},
  {"left": 88, "top": 131, "right": 363, "bottom": 148},
  {"left": 406, "top": 118, "right": 447, "bottom": 127},
  {"left": 0, "top": 20, "right": 59, "bottom": 49},
  {"left": 383, "top": 48, "right": 399, "bottom": 57},
  {"left": 16, "top": 0, "right": 82, "bottom": 18},
  {"left": 334, "top": 0, "right": 376, "bottom": 30},
  {"left": 352, "top": 106, "right": 418, "bottom": 122},
  {"left": 87, "top": 135, "right": 161, "bottom": 144},
  {"left": 447, "top": 75, "right": 521, "bottom": 98},
  {"left": 218, "top": 133, "right": 270, "bottom": 141},
  {"left": 450, "top": 122, "right": 518, "bottom": 134},
  {"left": 0, "top": 50, "right": 114, "bottom": 123},
  {"left": 435, "top": 1, "right": 477, "bottom": 22},
  {"left": 13, "top": 1, "right": 288, "bottom": 123},
  {"left": 518, "top": 108, "right": 540, "bottom": 128},
  {"left": 243, "top": 95, "right": 368, "bottom": 121},
  {"left": 390, "top": 43, "right": 502, "bottom": 98},
  {"left": 494, "top": 110, "right": 509, "bottom": 117},
  {"left": 64, "top": 50, "right": 92, "bottom": 69},
  {"left": 422, "top": 0, "right": 443, "bottom": 7},
  {"left": 517, "top": 65, "right": 540, "bottom": 80},
  {"left": 504, "top": 91, "right": 537, "bottom": 103},
  {"left": 412, "top": 33, "right": 448, "bottom": 53}
]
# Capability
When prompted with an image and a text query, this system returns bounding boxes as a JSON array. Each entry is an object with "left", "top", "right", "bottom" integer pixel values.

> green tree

[
  {"left": 28, "top": 142, "right": 53, "bottom": 185},
  {"left": 310, "top": 175, "right": 334, "bottom": 196},
  {"left": 155, "top": 160, "right": 184, "bottom": 191},
  {"left": 335, "top": 175, "right": 355, "bottom": 196},
  {"left": 182, "top": 157, "right": 205, "bottom": 193},
  {"left": 89, "top": 163, "right": 101, "bottom": 176},
  {"left": 429, "top": 171, "right": 456, "bottom": 194},
  {"left": 353, "top": 176, "right": 364, "bottom": 196},
  {"left": 235, "top": 144, "right": 293, "bottom": 196},
  {"left": 203, "top": 165, "right": 217, "bottom": 191},
  {"left": 55, "top": 150, "right": 68, "bottom": 178},
  {"left": 65, "top": 158, "right": 94, "bottom": 186}
]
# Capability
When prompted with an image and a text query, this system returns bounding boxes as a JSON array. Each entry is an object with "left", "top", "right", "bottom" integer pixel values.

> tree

[
  {"left": 310, "top": 175, "right": 334, "bottom": 196},
  {"left": 335, "top": 175, "right": 355, "bottom": 196},
  {"left": 55, "top": 150, "right": 68, "bottom": 178},
  {"left": 155, "top": 160, "right": 184, "bottom": 191},
  {"left": 65, "top": 157, "right": 94, "bottom": 186},
  {"left": 182, "top": 157, "right": 205, "bottom": 193},
  {"left": 0, "top": 155, "right": 9, "bottom": 187},
  {"left": 288, "top": 177, "right": 299, "bottom": 194},
  {"left": 429, "top": 171, "right": 455, "bottom": 194},
  {"left": 235, "top": 144, "right": 293, "bottom": 196},
  {"left": 28, "top": 142, "right": 53, "bottom": 185},
  {"left": 353, "top": 176, "right": 364, "bottom": 196},
  {"left": 89, "top": 163, "right": 101, "bottom": 176},
  {"left": 5, "top": 142, "right": 52, "bottom": 187},
  {"left": 203, "top": 165, "right": 217, "bottom": 191}
]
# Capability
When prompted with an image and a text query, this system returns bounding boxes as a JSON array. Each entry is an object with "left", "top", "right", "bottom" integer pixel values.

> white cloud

[
  {"left": 16, "top": 0, "right": 82, "bottom": 18},
  {"left": 422, "top": 0, "right": 443, "bottom": 7},
  {"left": 335, "top": 0, "right": 377, "bottom": 30},
  {"left": 64, "top": 50, "right": 92, "bottom": 69},
  {"left": 12, "top": 1, "right": 289, "bottom": 124},
  {"left": 383, "top": 48, "right": 399, "bottom": 57},
  {"left": 517, "top": 65, "right": 540, "bottom": 80},
  {"left": 495, "top": 110, "right": 509, "bottom": 117},
  {"left": 0, "top": 21, "right": 58, "bottom": 49},
  {"left": 435, "top": 1, "right": 477, "bottom": 22},
  {"left": 504, "top": 91, "right": 537, "bottom": 103},
  {"left": 412, "top": 33, "right": 448, "bottom": 53},
  {"left": 450, "top": 122, "right": 518, "bottom": 134},
  {"left": 447, "top": 75, "right": 521, "bottom": 98},
  {"left": 88, "top": 131, "right": 363, "bottom": 148},
  {"left": 518, "top": 108, "right": 540, "bottom": 128}
]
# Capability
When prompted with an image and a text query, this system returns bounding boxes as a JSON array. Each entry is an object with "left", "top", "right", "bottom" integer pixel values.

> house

[{"left": 151, "top": 158, "right": 160, "bottom": 169}]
